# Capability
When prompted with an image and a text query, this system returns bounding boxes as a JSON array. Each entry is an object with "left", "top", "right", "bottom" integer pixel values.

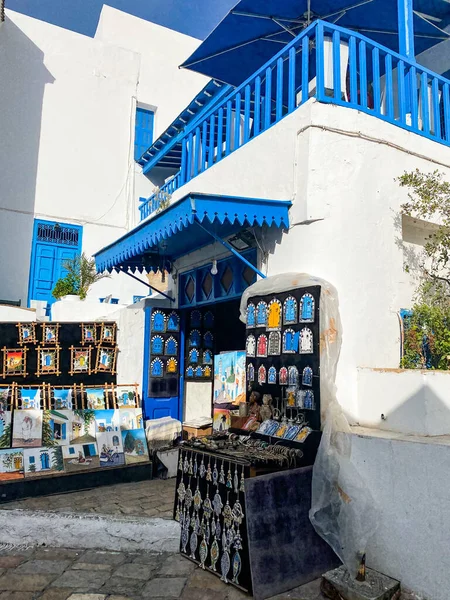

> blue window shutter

[
  {"left": 62, "top": 423, "right": 66, "bottom": 438},
  {"left": 135, "top": 108, "right": 154, "bottom": 161}
]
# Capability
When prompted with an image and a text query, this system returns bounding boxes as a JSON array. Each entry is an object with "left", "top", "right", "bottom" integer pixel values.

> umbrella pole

[{"left": 307, "top": 0, "right": 311, "bottom": 26}]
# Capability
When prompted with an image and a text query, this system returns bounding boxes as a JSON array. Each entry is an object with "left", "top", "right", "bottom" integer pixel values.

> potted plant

[{"left": 52, "top": 253, "right": 109, "bottom": 302}]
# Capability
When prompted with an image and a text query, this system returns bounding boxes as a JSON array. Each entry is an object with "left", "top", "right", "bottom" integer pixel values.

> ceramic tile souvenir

[
  {"left": 204, "top": 311, "right": 214, "bottom": 328},
  {"left": 267, "top": 298, "right": 282, "bottom": 330},
  {"left": 165, "top": 336, "right": 178, "bottom": 356},
  {"left": 190, "top": 310, "right": 202, "bottom": 328},
  {"left": 258, "top": 365, "right": 266, "bottom": 385},
  {"left": 150, "top": 358, "right": 164, "bottom": 377},
  {"left": 81, "top": 324, "right": 97, "bottom": 344},
  {"left": 288, "top": 366, "right": 299, "bottom": 386},
  {"left": 96, "top": 347, "right": 117, "bottom": 373},
  {"left": 283, "top": 296, "right": 298, "bottom": 325},
  {"left": 195, "top": 365, "right": 203, "bottom": 378},
  {"left": 166, "top": 357, "right": 178, "bottom": 374},
  {"left": 246, "top": 303, "right": 256, "bottom": 328},
  {"left": 186, "top": 365, "right": 194, "bottom": 378},
  {"left": 245, "top": 335, "right": 256, "bottom": 357},
  {"left": 42, "top": 324, "right": 59, "bottom": 345},
  {"left": 256, "top": 301, "right": 267, "bottom": 327},
  {"left": 189, "top": 330, "right": 201, "bottom": 348},
  {"left": 268, "top": 331, "right": 281, "bottom": 356},
  {"left": 282, "top": 328, "right": 299, "bottom": 354},
  {"left": 167, "top": 311, "right": 180, "bottom": 332},
  {"left": 24, "top": 446, "right": 64, "bottom": 477},
  {"left": 151, "top": 310, "right": 166, "bottom": 333},
  {"left": 17, "top": 323, "right": 36, "bottom": 345},
  {"left": 256, "top": 334, "right": 268, "bottom": 358},
  {"left": 265, "top": 420, "right": 280, "bottom": 436},
  {"left": 0, "top": 410, "right": 12, "bottom": 448},
  {"left": 69, "top": 346, "right": 92, "bottom": 375},
  {"left": 97, "top": 431, "right": 125, "bottom": 467},
  {"left": 0, "top": 448, "right": 24, "bottom": 480},
  {"left": 12, "top": 409, "right": 43, "bottom": 448},
  {"left": 302, "top": 366, "right": 313, "bottom": 386},
  {"left": 189, "top": 348, "right": 200, "bottom": 363},
  {"left": 284, "top": 425, "right": 301, "bottom": 440},
  {"left": 203, "top": 331, "right": 214, "bottom": 349},
  {"left": 299, "top": 327, "right": 313, "bottom": 354},
  {"left": 299, "top": 293, "right": 315, "bottom": 322},
  {"left": 85, "top": 388, "right": 106, "bottom": 409},
  {"left": 279, "top": 366, "right": 288, "bottom": 385},
  {"left": 247, "top": 363, "right": 255, "bottom": 382},
  {"left": 53, "top": 389, "right": 73, "bottom": 410},
  {"left": 20, "top": 388, "right": 41, "bottom": 409},
  {"left": 151, "top": 336, "right": 164, "bottom": 355},
  {"left": 2, "top": 348, "right": 27, "bottom": 378},
  {"left": 202, "top": 349, "right": 213, "bottom": 365},
  {"left": 204, "top": 365, "right": 212, "bottom": 378},
  {"left": 36, "top": 346, "right": 61, "bottom": 376},
  {"left": 268, "top": 366, "right": 277, "bottom": 384},
  {"left": 296, "top": 426, "right": 313, "bottom": 442},
  {"left": 62, "top": 442, "right": 99, "bottom": 472},
  {"left": 302, "top": 389, "right": 315, "bottom": 409},
  {"left": 100, "top": 323, "right": 117, "bottom": 344}
]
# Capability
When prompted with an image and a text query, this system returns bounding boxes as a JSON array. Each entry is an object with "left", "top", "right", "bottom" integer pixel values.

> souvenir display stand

[
  {"left": 174, "top": 285, "right": 339, "bottom": 598},
  {"left": 0, "top": 321, "right": 151, "bottom": 502}
]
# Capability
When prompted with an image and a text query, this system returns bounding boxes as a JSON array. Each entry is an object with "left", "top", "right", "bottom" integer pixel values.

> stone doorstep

[{"left": 322, "top": 566, "right": 401, "bottom": 600}]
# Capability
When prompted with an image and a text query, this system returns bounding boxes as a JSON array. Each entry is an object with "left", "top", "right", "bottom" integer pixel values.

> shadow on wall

[{"left": 0, "top": 16, "right": 54, "bottom": 303}]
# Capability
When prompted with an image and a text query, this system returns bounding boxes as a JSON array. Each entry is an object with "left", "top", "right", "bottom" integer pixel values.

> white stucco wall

[
  {"left": 170, "top": 99, "right": 450, "bottom": 422},
  {"left": 350, "top": 429, "right": 450, "bottom": 600}
]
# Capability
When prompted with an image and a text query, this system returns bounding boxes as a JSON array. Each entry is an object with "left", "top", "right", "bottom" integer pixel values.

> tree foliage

[
  {"left": 0, "top": 423, "right": 11, "bottom": 448},
  {"left": 123, "top": 431, "right": 135, "bottom": 453},
  {"left": 52, "top": 253, "right": 109, "bottom": 300}
]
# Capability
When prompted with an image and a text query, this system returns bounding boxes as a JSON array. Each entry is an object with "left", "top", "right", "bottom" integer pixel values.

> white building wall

[{"left": 169, "top": 100, "right": 450, "bottom": 422}]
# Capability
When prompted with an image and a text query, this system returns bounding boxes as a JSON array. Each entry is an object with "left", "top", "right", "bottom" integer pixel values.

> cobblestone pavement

[
  {"left": 1, "top": 479, "right": 176, "bottom": 519},
  {"left": 0, "top": 545, "right": 425, "bottom": 600}
]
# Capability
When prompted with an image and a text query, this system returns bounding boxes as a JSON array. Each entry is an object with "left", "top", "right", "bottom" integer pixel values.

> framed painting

[
  {"left": 80, "top": 324, "right": 97, "bottom": 344},
  {"left": 95, "top": 347, "right": 117, "bottom": 374},
  {"left": 2, "top": 348, "right": 28, "bottom": 378},
  {"left": 100, "top": 323, "right": 117, "bottom": 344},
  {"left": 69, "top": 346, "right": 92, "bottom": 375},
  {"left": 17, "top": 323, "right": 36, "bottom": 345},
  {"left": 36, "top": 346, "right": 61, "bottom": 377},
  {"left": 12, "top": 409, "right": 43, "bottom": 448},
  {"left": 41, "top": 324, "right": 60, "bottom": 345}
]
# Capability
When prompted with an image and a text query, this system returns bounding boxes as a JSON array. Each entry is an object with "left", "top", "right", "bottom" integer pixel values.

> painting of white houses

[
  {"left": 46, "top": 410, "right": 71, "bottom": 446},
  {"left": 20, "top": 388, "right": 41, "bottom": 409},
  {"left": 85, "top": 388, "right": 106, "bottom": 409},
  {"left": 62, "top": 442, "right": 99, "bottom": 472},
  {"left": 97, "top": 432, "right": 125, "bottom": 468},
  {"left": 0, "top": 448, "right": 24, "bottom": 481},
  {"left": 214, "top": 351, "right": 246, "bottom": 409},
  {"left": 70, "top": 410, "right": 96, "bottom": 445},
  {"left": 116, "top": 388, "right": 137, "bottom": 408},
  {"left": 118, "top": 409, "right": 143, "bottom": 431},
  {"left": 94, "top": 410, "right": 120, "bottom": 433},
  {"left": 12, "top": 410, "right": 43, "bottom": 448},
  {"left": 54, "top": 389, "right": 73, "bottom": 410},
  {"left": 24, "top": 446, "right": 64, "bottom": 478}
]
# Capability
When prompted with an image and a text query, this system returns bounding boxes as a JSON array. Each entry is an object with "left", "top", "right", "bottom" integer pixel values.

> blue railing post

[
  {"left": 316, "top": 21, "right": 325, "bottom": 101},
  {"left": 332, "top": 30, "right": 341, "bottom": 102},
  {"left": 288, "top": 47, "right": 296, "bottom": 112},
  {"left": 276, "top": 57, "right": 284, "bottom": 121},
  {"left": 301, "top": 36, "right": 309, "bottom": 104},
  {"left": 264, "top": 67, "right": 272, "bottom": 128}
]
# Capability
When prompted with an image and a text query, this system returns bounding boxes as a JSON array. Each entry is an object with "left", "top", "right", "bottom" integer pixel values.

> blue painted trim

[
  {"left": 141, "top": 304, "right": 151, "bottom": 420},
  {"left": 398, "top": 0, "right": 415, "bottom": 59},
  {"left": 27, "top": 219, "right": 83, "bottom": 309},
  {"left": 134, "top": 107, "right": 154, "bottom": 162},
  {"left": 178, "top": 310, "right": 186, "bottom": 420}
]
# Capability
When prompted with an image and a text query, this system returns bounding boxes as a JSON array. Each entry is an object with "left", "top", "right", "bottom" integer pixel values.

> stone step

[{"left": 0, "top": 509, "right": 179, "bottom": 553}]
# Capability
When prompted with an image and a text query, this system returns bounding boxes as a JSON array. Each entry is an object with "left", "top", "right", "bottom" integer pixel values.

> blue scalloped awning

[{"left": 94, "top": 193, "right": 291, "bottom": 273}]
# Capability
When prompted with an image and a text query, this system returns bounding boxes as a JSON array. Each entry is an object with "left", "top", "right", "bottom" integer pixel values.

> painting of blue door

[
  {"left": 28, "top": 220, "right": 83, "bottom": 308},
  {"left": 40, "top": 452, "right": 50, "bottom": 470}
]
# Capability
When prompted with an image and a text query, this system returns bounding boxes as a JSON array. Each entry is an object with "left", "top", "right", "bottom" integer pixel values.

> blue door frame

[{"left": 28, "top": 219, "right": 83, "bottom": 309}]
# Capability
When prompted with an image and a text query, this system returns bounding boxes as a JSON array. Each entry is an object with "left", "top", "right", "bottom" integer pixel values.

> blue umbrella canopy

[{"left": 181, "top": 0, "right": 450, "bottom": 85}]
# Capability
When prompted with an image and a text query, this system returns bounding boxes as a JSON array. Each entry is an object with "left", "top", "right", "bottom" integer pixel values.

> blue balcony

[{"left": 139, "top": 18, "right": 450, "bottom": 222}]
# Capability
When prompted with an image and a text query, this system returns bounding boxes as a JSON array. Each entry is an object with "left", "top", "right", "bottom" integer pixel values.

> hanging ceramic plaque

[
  {"left": 167, "top": 311, "right": 180, "bottom": 332},
  {"left": 288, "top": 365, "right": 299, "bottom": 386},
  {"left": 195, "top": 365, "right": 203, "bottom": 378},
  {"left": 190, "top": 310, "right": 202, "bottom": 328},
  {"left": 203, "top": 331, "right": 214, "bottom": 349},
  {"left": 151, "top": 310, "right": 166, "bottom": 332},
  {"left": 282, "top": 328, "right": 298, "bottom": 354},
  {"left": 188, "top": 330, "right": 201, "bottom": 348},
  {"left": 151, "top": 336, "right": 164, "bottom": 355},
  {"left": 165, "top": 336, "right": 178, "bottom": 356},
  {"left": 150, "top": 358, "right": 164, "bottom": 378},
  {"left": 186, "top": 365, "right": 194, "bottom": 378},
  {"left": 299, "top": 293, "right": 315, "bottom": 322},
  {"left": 189, "top": 348, "right": 200, "bottom": 363},
  {"left": 256, "top": 334, "right": 268, "bottom": 358},
  {"left": 166, "top": 357, "right": 178, "bottom": 374},
  {"left": 202, "top": 349, "right": 213, "bottom": 365},
  {"left": 245, "top": 335, "right": 256, "bottom": 357},
  {"left": 283, "top": 295, "right": 298, "bottom": 325},
  {"left": 302, "top": 366, "right": 313, "bottom": 386},
  {"left": 268, "top": 366, "right": 277, "bottom": 384},
  {"left": 256, "top": 301, "right": 267, "bottom": 327},
  {"left": 258, "top": 365, "right": 266, "bottom": 385},
  {"left": 204, "top": 365, "right": 212, "bottom": 378},
  {"left": 204, "top": 311, "right": 214, "bottom": 328},
  {"left": 246, "top": 303, "right": 256, "bottom": 328},
  {"left": 299, "top": 327, "right": 313, "bottom": 354},
  {"left": 279, "top": 366, "right": 288, "bottom": 385},
  {"left": 267, "top": 298, "right": 282, "bottom": 330},
  {"left": 247, "top": 363, "right": 255, "bottom": 382},
  {"left": 268, "top": 331, "right": 281, "bottom": 356}
]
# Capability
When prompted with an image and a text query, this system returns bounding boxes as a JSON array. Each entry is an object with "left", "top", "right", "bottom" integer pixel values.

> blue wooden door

[{"left": 28, "top": 220, "right": 82, "bottom": 307}]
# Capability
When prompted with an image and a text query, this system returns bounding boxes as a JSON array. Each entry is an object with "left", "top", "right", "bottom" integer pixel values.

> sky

[{"left": 6, "top": 0, "right": 237, "bottom": 39}]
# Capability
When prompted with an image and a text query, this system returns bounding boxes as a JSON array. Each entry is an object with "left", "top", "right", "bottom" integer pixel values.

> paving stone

[
  {"left": 76, "top": 551, "right": 126, "bottom": 566},
  {"left": 142, "top": 509, "right": 160, "bottom": 517},
  {"left": 181, "top": 588, "right": 227, "bottom": 600},
  {"left": 224, "top": 587, "right": 250, "bottom": 600},
  {"left": 141, "top": 577, "right": 187, "bottom": 599},
  {"left": 159, "top": 555, "right": 197, "bottom": 577},
  {"left": 0, "top": 592, "right": 36, "bottom": 600},
  {"left": 0, "top": 574, "right": 55, "bottom": 592},
  {"left": 50, "top": 571, "right": 109, "bottom": 590},
  {"left": 187, "top": 568, "right": 227, "bottom": 592},
  {"left": 33, "top": 548, "right": 83, "bottom": 561},
  {"left": 71, "top": 564, "right": 111, "bottom": 572},
  {"left": 39, "top": 589, "right": 75, "bottom": 600},
  {"left": 99, "top": 577, "right": 145, "bottom": 596},
  {"left": 112, "top": 563, "right": 152, "bottom": 581},
  {"left": 132, "top": 553, "right": 164, "bottom": 566},
  {"left": 0, "top": 556, "right": 26, "bottom": 569},
  {"left": 107, "top": 597, "right": 133, "bottom": 600},
  {"left": 15, "top": 559, "right": 71, "bottom": 575},
  {"left": 67, "top": 595, "right": 106, "bottom": 600}
]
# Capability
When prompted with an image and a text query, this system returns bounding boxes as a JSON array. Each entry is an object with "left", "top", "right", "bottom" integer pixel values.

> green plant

[
  {"left": 402, "top": 303, "right": 450, "bottom": 369},
  {"left": 29, "top": 463, "right": 36, "bottom": 473},
  {"left": 52, "top": 448, "right": 64, "bottom": 472},
  {"left": 0, "top": 423, "right": 11, "bottom": 449},
  {"left": 41, "top": 411, "right": 58, "bottom": 448},
  {"left": 74, "top": 409, "right": 96, "bottom": 434},
  {"left": 52, "top": 253, "right": 108, "bottom": 300}
]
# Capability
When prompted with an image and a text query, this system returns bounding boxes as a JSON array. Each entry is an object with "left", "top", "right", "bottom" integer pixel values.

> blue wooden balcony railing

[{"left": 139, "top": 19, "right": 450, "bottom": 221}]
